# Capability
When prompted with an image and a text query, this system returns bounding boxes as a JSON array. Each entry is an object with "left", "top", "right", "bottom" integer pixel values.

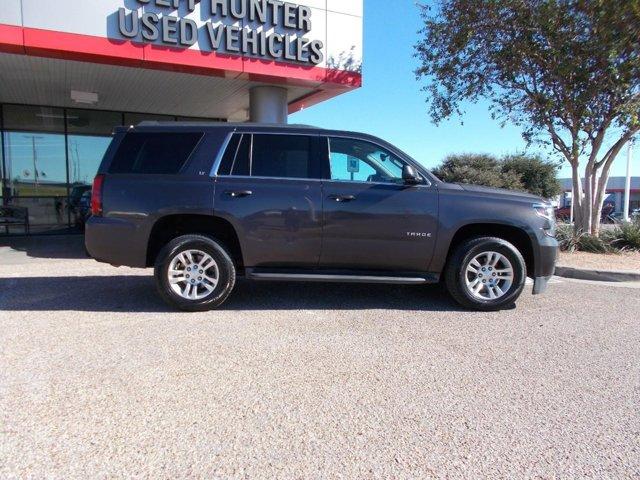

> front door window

[{"left": 328, "top": 137, "right": 408, "bottom": 184}]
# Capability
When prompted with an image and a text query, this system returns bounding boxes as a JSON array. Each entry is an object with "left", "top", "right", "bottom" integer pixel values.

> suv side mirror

[{"left": 402, "top": 165, "right": 422, "bottom": 185}]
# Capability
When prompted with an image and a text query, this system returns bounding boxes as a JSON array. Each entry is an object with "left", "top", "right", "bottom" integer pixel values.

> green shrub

[
  {"left": 501, "top": 154, "right": 562, "bottom": 198},
  {"left": 609, "top": 222, "right": 640, "bottom": 251},
  {"left": 577, "top": 233, "right": 612, "bottom": 253},
  {"left": 555, "top": 224, "right": 614, "bottom": 253},
  {"left": 556, "top": 224, "right": 577, "bottom": 252},
  {"left": 432, "top": 153, "right": 561, "bottom": 197}
]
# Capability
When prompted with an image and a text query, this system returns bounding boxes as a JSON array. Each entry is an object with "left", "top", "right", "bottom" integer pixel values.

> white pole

[
  {"left": 623, "top": 138, "right": 633, "bottom": 222},
  {"left": 569, "top": 185, "right": 574, "bottom": 224}
]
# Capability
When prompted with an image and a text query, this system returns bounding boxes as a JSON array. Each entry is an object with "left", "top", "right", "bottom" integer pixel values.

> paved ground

[{"left": 1, "top": 237, "right": 639, "bottom": 479}]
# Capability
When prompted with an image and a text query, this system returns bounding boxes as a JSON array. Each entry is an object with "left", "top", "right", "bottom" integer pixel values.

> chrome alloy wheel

[
  {"left": 464, "top": 251, "right": 514, "bottom": 300},
  {"left": 167, "top": 249, "right": 219, "bottom": 300}
]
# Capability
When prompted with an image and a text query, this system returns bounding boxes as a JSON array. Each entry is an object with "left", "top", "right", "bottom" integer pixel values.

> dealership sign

[{"left": 117, "top": 0, "right": 324, "bottom": 65}]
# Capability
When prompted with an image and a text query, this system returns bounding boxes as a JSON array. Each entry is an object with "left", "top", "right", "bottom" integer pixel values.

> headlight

[
  {"left": 533, "top": 203, "right": 554, "bottom": 219},
  {"left": 533, "top": 203, "right": 556, "bottom": 237}
]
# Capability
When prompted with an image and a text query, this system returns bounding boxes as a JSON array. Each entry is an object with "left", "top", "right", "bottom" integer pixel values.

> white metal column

[
  {"left": 623, "top": 139, "right": 634, "bottom": 222},
  {"left": 249, "top": 86, "right": 288, "bottom": 124}
]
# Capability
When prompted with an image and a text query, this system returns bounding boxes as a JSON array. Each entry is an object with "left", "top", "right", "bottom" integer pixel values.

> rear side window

[
  {"left": 217, "top": 134, "right": 241, "bottom": 176},
  {"left": 217, "top": 133, "right": 318, "bottom": 179},
  {"left": 217, "top": 133, "right": 250, "bottom": 176},
  {"left": 109, "top": 132, "right": 203, "bottom": 174},
  {"left": 251, "top": 134, "right": 316, "bottom": 179},
  {"left": 233, "top": 135, "right": 251, "bottom": 176}
]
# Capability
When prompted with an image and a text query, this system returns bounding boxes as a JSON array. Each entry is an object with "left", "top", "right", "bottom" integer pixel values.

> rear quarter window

[
  {"left": 217, "top": 133, "right": 250, "bottom": 176},
  {"left": 109, "top": 132, "right": 203, "bottom": 174}
]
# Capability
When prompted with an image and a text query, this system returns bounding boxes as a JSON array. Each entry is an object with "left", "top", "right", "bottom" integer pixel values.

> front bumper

[
  {"left": 532, "top": 275, "right": 552, "bottom": 295},
  {"left": 532, "top": 237, "right": 558, "bottom": 295}
]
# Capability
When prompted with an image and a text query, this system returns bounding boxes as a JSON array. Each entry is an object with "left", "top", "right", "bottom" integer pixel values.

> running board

[{"left": 246, "top": 270, "right": 437, "bottom": 285}]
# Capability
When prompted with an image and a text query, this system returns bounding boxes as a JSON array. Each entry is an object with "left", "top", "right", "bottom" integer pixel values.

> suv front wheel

[
  {"left": 154, "top": 234, "right": 236, "bottom": 311},
  {"left": 444, "top": 236, "right": 527, "bottom": 311}
]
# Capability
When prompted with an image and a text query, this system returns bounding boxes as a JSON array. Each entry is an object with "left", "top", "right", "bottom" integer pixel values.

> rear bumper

[{"left": 85, "top": 216, "right": 147, "bottom": 267}]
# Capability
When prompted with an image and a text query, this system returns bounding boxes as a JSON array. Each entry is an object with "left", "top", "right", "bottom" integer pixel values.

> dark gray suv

[{"left": 86, "top": 123, "right": 558, "bottom": 311}]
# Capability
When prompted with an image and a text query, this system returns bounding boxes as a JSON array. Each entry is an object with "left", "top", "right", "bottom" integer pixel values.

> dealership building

[
  {"left": 558, "top": 177, "right": 640, "bottom": 216},
  {"left": 0, "top": 0, "right": 362, "bottom": 234}
]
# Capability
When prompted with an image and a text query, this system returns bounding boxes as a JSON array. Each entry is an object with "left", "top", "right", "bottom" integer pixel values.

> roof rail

[{"left": 133, "top": 121, "right": 320, "bottom": 129}]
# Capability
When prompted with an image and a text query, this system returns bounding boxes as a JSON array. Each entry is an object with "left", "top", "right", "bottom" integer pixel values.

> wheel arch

[
  {"left": 443, "top": 222, "right": 536, "bottom": 278},
  {"left": 146, "top": 214, "right": 244, "bottom": 271}
]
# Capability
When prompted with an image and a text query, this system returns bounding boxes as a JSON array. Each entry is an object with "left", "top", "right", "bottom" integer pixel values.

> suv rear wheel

[
  {"left": 444, "top": 236, "right": 526, "bottom": 311},
  {"left": 154, "top": 234, "right": 236, "bottom": 311}
]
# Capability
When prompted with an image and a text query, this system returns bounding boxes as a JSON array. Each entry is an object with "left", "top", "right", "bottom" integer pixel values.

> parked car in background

[
  {"left": 86, "top": 123, "right": 558, "bottom": 312},
  {"left": 607, "top": 212, "right": 625, "bottom": 224},
  {"left": 555, "top": 206, "right": 571, "bottom": 222},
  {"left": 601, "top": 203, "right": 615, "bottom": 222},
  {"left": 75, "top": 190, "right": 92, "bottom": 228},
  {"left": 68, "top": 184, "right": 92, "bottom": 228},
  {"left": 555, "top": 203, "right": 615, "bottom": 223}
]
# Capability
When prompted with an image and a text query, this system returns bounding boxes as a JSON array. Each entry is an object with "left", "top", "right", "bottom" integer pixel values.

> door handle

[
  {"left": 328, "top": 194, "right": 356, "bottom": 202},
  {"left": 225, "top": 190, "right": 253, "bottom": 198}
]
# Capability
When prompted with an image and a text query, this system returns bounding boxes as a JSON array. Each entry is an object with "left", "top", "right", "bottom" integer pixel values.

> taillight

[{"left": 91, "top": 174, "right": 105, "bottom": 216}]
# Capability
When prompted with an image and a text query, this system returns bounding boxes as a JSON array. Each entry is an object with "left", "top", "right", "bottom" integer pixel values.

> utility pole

[
  {"left": 23, "top": 135, "right": 44, "bottom": 189},
  {"left": 31, "top": 136, "right": 39, "bottom": 187},
  {"left": 623, "top": 138, "right": 634, "bottom": 223}
]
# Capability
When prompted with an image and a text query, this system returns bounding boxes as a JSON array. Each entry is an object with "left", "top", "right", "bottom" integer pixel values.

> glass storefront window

[
  {"left": 3, "top": 105, "right": 65, "bottom": 133},
  {"left": 67, "top": 135, "right": 111, "bottom": 229},
  {"left": 2, "top": 105, "right": 68, "bottom": 233},
  {"left": 2, "top": 131, "right": 68, "bottom": 233},
  {"left": 124, "top": 112, "right": 175, "bottom": 126},
  {"left": 1, "top": 131, "right": 4, "bottom": 202},
  {"left": 3, "top": 132, "right": 67, "bottom": 197},
  {"left": 66, "top": 109, "right": 121, "bottom": 229},
  {"left": 68, "top": 136, "right": 112, "bottom": 186},
  {"left": 0, "top": 104, "right": 217, "bottom": 235},
  {"left": 176, "top": 116, "right": 226, "bottom": 122},
  {"left": 67, "top": 108, "right": 122, "bottom": 136}
]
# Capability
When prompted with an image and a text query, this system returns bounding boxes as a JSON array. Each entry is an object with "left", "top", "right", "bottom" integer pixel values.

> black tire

[
  {"left": 154, "top": 234, "right": 236, "bottom": 312},
  {"left": 444, "top": 236, "right": 527, "bottom": 311}
]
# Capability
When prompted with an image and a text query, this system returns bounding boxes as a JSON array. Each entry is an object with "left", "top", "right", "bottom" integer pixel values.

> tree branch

[{"left": 595, "top": 127, "right": 640, "bottom": 170}]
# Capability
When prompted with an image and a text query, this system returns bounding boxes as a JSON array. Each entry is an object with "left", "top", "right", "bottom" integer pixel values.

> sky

[{"left": 290, "top": 0, "right": 632, "bottom": 179}]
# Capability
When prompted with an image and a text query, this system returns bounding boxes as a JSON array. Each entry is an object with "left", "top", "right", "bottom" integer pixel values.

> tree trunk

[
  {"left": 563, "top": 131, "right": 636, "bottom": 236},
  {"left": 592, "top": 157, "right": 617, "bottom": 236},
  {"left": 592, "top": 186, "right": 606, "bottom": 236},
  {"left": 580, "top": 200, "right": 592, "bottom": 234},
  {"left": 570, "top": 162, "right": 587, "bottom": 233},
  {"left": 574, "top": 172, "right": 594, "bottom": 234},
  {"left": 582, "top": 166, "right": 592, "bottom": 234}
]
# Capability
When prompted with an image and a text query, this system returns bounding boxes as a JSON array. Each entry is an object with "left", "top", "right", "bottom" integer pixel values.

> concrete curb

[{"left": 555, "top": 265, "right": 640, "bottom": 283}]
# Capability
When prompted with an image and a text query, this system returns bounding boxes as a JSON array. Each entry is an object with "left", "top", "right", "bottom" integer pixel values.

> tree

[
  {"left": 433, "top": 153, "right": 561, "bottom": 198},
  {"left": 501, "top": 154, "right": 562, "bottom": 199},
  {"left": 433, "top": 153, "right": 523, "bottom": 190},
  {"left": 415, "top": 0, "right": 640, "bottom": 234}
]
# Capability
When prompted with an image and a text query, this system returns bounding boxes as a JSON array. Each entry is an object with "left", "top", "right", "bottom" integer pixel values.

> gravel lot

[
  {"left": 1, "top": 237, "right": 639, "bottom": 478},
  {"left": 558, "top": 250, "right": 640, "bottom": 271}
]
